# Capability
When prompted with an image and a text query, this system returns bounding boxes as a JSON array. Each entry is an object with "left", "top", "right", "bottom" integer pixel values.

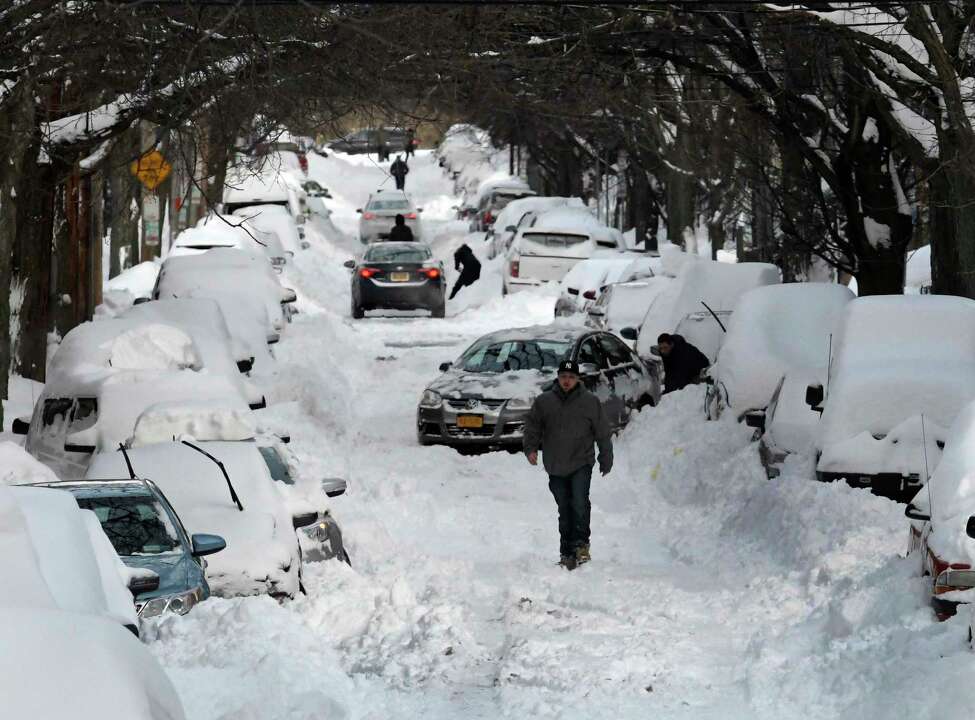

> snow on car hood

[
  {"left": 817, "top": 414, "right": 946, "bottom": 476},
  {"left": 427, "top": 368, "right": 554, "bottom": 400}
]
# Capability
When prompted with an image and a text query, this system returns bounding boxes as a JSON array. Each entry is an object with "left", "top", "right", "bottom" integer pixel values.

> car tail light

[
  {"left": 363, "top": 212, "right": 376, "bottom": 220},
  {"left": 510, "top": 260, "right": 520, "bottom": 278},
  {"left": 485, "top": 212, "right": 494, "bottom": 225},
  {"left": 404, "top": 212, "right": 417, "bottom": 220},
  {"left": 360, "top": 267, "right": 381, "bottom": 279},
  {"left": 583, "top": 290, "right": 597, "bottom": 300},
  {"left": 420, "top": 268, "right": 440, "bottom": 279}
]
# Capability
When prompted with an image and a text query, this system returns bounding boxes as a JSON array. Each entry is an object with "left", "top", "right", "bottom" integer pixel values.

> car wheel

[
  {"left": 431, "top": 301, "right": 446, "bottom": 319},
  {"left": 351, "top": 301, "right": 364, "bottom": 319}
]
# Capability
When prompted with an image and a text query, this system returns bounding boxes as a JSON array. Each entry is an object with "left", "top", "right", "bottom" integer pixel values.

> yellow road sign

[{"left": 130, "top": 150, "right": 172, "bottom": 191}]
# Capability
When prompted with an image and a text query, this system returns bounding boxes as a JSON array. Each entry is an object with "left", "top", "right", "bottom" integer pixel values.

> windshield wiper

[{"left": 180, "top": 440, "right": 244, "bottom": 512}]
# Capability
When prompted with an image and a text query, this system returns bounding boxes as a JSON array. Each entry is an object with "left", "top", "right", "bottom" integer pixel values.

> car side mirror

[
  {"left": 249, "top": 396, "right": 268, "bottom": 410},
  {"left": 439, "top": 362, "right": 452, "bottom": 372},
  {"left": 133, "top": 296, "right": 151, "bottom": 306},
  {"left": 344, "top": 260, "right": 356, "bottom": 269},
  {"left": 805, "top": 384, "right": 824, "bottom": 409},
  {"left": 191, "top": 533, "right": 227, "bottom": 557},
  {"left": 968, "top": 516, "right": 975, "bottom": 539},
  {"left": 417, "top": 208, "right": 424, "bottom": 212},
  {"left": 744, "top": 411, "right": 766, "bottom": 432},
  {"left": 128, "top": 571, "right": 160, "bottom": 597},
  {"left": 619, "top": 327, "right": 638, "bottom": 341},
  {"left": 579, "top": 363, "right": 600, "bottom": 376},
  {"left": 300, "top": 241, "right": 310, "bottom": 250},
  {"left": 64, "top": 428, "right": 97, "bottom": 454},
  {"left": 321, "top": 477, "right": 347, "bottom": 498},
  {"left": 292, "top": 511, "right": 319, "bottom": 529},
  {"left": 583, "top": 290, "right": 597, "bottom": 301},
  {"left": 905, "top": 503, "right": 931, "bottom": 522},
  {"left": 281, "top": 288, "right": 298, "bottom": 304},
  {"left": 236, "top": 357, "right": 255, "bottom": 374},
  {"left": 286, "top": 251, "right": 295, "bottom": 258},
  {"left": 505, "top": 225, "right": 516, "bottom": 232},
  {"left": 11, "top": 417, "right": 30, "bottom": 435},
  {"left": 356, "top": 208, "right": 363, "bottom": 214}
]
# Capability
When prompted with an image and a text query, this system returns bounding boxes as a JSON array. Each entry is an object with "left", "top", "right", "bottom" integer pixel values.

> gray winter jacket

[{"left": 523, "top": 384, "right": 613, "bottom": 477}]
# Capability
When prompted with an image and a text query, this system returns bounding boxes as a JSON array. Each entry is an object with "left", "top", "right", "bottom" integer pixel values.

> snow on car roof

[
  {"left": 492, "top": 196, "right": 585, "bottom": 234},
  {"left": 714, "top": 283, "right": 855, "bottom": 413},
  {"left": 87, "top": 441, "right": 297, "bottom": 597},
  {"left": 223, "top": 167, "right": 291, "bottom": 204},
  {"left": 560, "top": 257, "right": 649, "bottom": 293},
  {"left": 818, "top": 295, "right": 975, "bottom": 447},
  {"left": 528, "top": 206, "right": 605, "bottom": 235},
  {"left": 475, "top": 173, "right": 533, "bottom": 199},
  {"left": 0, "top": 606, "right": 186, "bottom": 720},
  {"left": 231, "top": 204, "right": 300, "bottom": 253}
]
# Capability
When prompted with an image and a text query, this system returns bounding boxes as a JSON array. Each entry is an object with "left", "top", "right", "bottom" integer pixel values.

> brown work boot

[
  {"left": 575, "top": 545, "right": 591, "bottom": 566},
  {"left": 558, "top": 554, "right": 577, "bottom": 570}
]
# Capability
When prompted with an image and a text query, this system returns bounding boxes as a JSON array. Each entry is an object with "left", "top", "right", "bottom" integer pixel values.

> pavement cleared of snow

[{"left": 147, "top": 150, "right": 975, "bottom": 719}]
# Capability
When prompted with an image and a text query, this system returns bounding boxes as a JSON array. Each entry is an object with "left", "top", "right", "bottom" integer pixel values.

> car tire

[
  {"left": 351, "top": 301, "right": 364, "bottom": 319},
  {"left": 432, "top": 301, "right": 446, "bottom": 319}
]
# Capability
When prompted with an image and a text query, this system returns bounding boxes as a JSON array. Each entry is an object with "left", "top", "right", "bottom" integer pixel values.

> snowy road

[{"left": 150, "top": 151, "right": 975, "bottom": 720}]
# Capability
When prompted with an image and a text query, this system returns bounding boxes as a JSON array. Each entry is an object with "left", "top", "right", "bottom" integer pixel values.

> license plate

[
  {"left": 456, "top": 415, "right": 483, "bottom": 429},
  {"left": 390, "top": 272, "right": 410, "bottom": 282}
]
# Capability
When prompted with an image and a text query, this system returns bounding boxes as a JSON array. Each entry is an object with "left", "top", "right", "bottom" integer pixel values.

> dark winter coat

[
  {"left": 388, "top": 224, "right": 414, "bottom": 242},
  {"left": 524, "top": 384, "right": 613, "bottom": 477},
  {"left": 390, "top": 159, "right": 409, "bottom": 180},
  {"left": 453, "top": 244, "right": 481, "bottom": 281},
  {"left": 661, "top": 334, "right": 710, "bottom": 394}
]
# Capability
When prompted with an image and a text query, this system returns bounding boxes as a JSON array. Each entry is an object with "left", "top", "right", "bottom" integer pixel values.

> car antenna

[
  {"left": 825, "top": 333, "right": 833, "bottom": 398},
  {"left": 922, "top": 414, "right": 934, "bottom": 517},
  {"left": 700, "top": 301, "right": 726, "bottom": 333},
  {"left": 180, "top": 440, "right": 245, "bottom": 512},
  {"left": 118, "top": 443, "right": 137, "bottom": 480}
]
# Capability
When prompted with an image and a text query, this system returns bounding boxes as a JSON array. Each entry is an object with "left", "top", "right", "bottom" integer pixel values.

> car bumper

[
  {"left": 505, "top": 278, "right": 542, "bottom": 293},
  {"left": 417, "top": 404, "right": 529, "bottom": 446},
  {"left": 357, "top": 281, "right": 443, "bottom": 310}
]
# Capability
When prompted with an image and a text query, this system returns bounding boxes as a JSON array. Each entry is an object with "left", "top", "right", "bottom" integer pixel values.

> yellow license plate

[
  {"left": 390, "top": 272, "right": 410, "bottom": 282},
  {"left": 456, "top": 415, "right": 484, "bottom": 429}
]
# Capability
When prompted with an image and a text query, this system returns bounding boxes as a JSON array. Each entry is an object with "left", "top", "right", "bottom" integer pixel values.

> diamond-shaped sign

[{"left": 130, "top": 150, "right": 172, "bottom": 191}]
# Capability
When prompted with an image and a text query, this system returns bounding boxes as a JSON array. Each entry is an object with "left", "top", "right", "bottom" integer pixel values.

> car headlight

[
  {"left": 137, "top": 586, "right": 204, "bottom": 619},
  {"left": 507, "top": 395, "right": 535, "bottom": 411},
  {"left": 419, "top": 390, "right": 442, "bottom": 408}
]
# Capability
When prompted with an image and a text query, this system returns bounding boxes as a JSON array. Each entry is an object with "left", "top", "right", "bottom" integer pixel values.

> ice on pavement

[{"left": 134, "top": 150, "right": 975, "bottom": 719}]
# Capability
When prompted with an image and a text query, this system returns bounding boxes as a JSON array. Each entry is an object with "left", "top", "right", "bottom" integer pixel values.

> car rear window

[
  {"left": 368, "top": 199, "right": 410, "bottom": 211},
  {"left": 365, "top": 245, "right": 431, "bottom": 263},
  {"left": 458, "top": 340, "right": 570, "bottom": 373},
  {"left": 522, "top": 233, "right": 589, "bottom": 248},
  {"left": 76, "top": 495, "right": 181, "bottom": 556}
]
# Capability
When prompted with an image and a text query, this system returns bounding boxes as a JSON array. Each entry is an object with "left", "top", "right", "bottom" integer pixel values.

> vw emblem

[{"left": 465, "top": 398, "right": 479, "bottom": 410}]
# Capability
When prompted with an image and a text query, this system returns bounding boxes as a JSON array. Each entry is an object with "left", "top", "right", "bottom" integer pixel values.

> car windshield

[
  {"left": 365, "top": 245, "right": 431, "bottom": 263},
  {"left": 76, "top": 495, "right": 181, "bottom": 556},
  {"left": 522, "top": 233, "right": 589, "bottom": 247},
  {"left": 492, "top": 193, "right": 528, "bottom": 210},
  {"left": 458, "top": 339, "right": 571, "bottom": 373},
  {"left": 368, "top": 199, "right": 410, "bottom": 211}
]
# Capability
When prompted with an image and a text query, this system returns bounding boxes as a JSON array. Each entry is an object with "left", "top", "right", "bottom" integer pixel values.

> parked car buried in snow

[
  {"left": 417, "top": 326, "right": 660, "bottom": 450},
  {"left": 554, "top": 257, "right": 656, "bottom": 318},
  {"left": 811, "top": 295, "right": 975, "bottom": 502},
  {"left": 471, "top": 177, "right": 536, "bottom": 232}
]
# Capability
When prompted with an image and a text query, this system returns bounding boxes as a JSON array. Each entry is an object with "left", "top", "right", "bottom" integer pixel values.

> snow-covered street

[{"left": 134, "top": 151, "right": 975, "bottom": 719}]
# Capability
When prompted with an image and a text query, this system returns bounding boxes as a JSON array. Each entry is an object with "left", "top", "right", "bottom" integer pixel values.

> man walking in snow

[
  {"left": 388, "top": 214, "right": 414, "bottom": 242},
  {"left": 524, "top": 360, "right": 613, "bottom": 570},
  {"left": 390, "top": 155, "right": 409, "bottom": 190},
  {"left": 449, "top": 243, "right": 481, "bottom": 299},
  {"left": 657, "top": 333, "right": 710, "bottom": 394}
]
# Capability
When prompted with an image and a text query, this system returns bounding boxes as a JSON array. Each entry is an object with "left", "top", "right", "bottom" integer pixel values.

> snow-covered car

[
  {"left": 35, "top": 479, "right": 225, "bottom": 620},
  {"left": 345, "top": 241, "right": 446, "bottom": 319},
  {"left": 472, "top": 177, "right": 536, "bottom": 232},
  {"left": 1, "top": 482, "right": 140, "bottom": 635},
  {"left": 1, "top": 607, "right": 186, "bottom": 720},
  {"left": 486, "top": 195, "right": 585, "bottom": 259},
  {"left": 232, "top": 203, "right": 304, "bottom": 254},
  {"left": 171, "top": 213, "right": 289, "bottom": 268},
  {"left": 554, "top": 257, "right": 656, "bottom": 318},
  {"left": 586, "top": 277, "right": 674, "bottom": 338},
  {"left": 904, "top": 399, "right": 975, "bottom": 619},
  {"left": 811, "top": 295, "right": 975, "bottom": 501},
  {"left": 357, "top": 189, "right": 422, "bottom": 243},
  {"left": 152, "top": 248, "right": 297, "bottom": 369},
  {"left": 87, "top": 440, "right": 318, "bottom": 599},
  {"left": 15, "top": 313, "right": 260, "bottom": 477},
  {"left": 749, "top": 371, "right": 824, "bottom": 479},
  {"left": 222, "top": 165, "right": 307, "bottom": 241},
  {"left": 621, "top": 257, "right": 780, "bottom": 360},
  {"left": 301, "top": 179, "right": 333, "bottom": 220},
  {"left": 502, "top": 207, "right": 624, "bottom": 294},
  {"left": 417, "top": 326, "right": 659, "bottom": 449},
  {"left": 707, "top": 283, "right": 855, "bottom": 421}
]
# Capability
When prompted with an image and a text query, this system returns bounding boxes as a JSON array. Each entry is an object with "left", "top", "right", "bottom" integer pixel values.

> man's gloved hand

[{"left": 599, "top": 463, "right": 612, "bottom": 476}]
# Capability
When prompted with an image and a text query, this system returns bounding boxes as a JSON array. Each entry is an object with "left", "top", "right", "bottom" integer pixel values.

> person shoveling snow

[
  {"left": 523, "top": 359, "right": 613, "bottom": 570},
  {"left": 449, "top": 243, "right": 481, "bottom": 300}
]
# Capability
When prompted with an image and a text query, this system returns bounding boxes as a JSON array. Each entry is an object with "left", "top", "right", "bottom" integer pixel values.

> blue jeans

[{"left": 548, "top": 464, "right": 593, "bottom": 556}]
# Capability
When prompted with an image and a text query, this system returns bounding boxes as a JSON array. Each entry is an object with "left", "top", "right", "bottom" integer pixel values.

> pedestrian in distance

[
  {"left": 657, "top": 333, "right": 710, "bottom": 394},
  {"left": 405, "top": 127, "right": 416, "bottom": 158},
  {"left": 390, "top": 155, "right": 409, "bottom": 190},
  {"left": 449, "top": 243, "right": 481, "bottom": 299},
  {"left": 376, "top": 127, "right": 389, "bottom": 161},
  {"left": 388, "top": 214, "right": 414, "bottom": 242},
  {"left": 524, "top": 359, "right": 613, "bottom": 570}
]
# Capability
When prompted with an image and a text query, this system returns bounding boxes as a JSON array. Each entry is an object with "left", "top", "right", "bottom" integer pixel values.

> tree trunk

[
  {"left": 929, "top": 163, "right": 975, "bottom": 298},
  {"left": 107, "top": 130, "right": 142, "bottom": 277},
  {"left": 854, "top": 253, "right": 907, "bottom": 296}
]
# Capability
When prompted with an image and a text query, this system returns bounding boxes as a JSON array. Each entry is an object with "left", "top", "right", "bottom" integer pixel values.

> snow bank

[
  {"left": 714, "top": 283, "right": 854, "bottom": 414},
  {"left": 0, "top": 441, "right": 59, "bottom": 486},
  {"left": 818, "top": 295, "right": 975, "bottom": 473}
]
